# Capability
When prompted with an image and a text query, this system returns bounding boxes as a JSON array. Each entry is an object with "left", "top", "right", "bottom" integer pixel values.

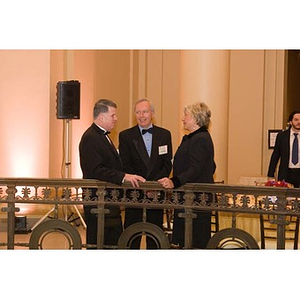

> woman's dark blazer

[{"left": 171, "top": 127, "right": 216, "bottom": 188}]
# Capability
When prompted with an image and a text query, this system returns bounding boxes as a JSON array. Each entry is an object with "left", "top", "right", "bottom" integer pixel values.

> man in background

[{"left": 268, "top": 110, "right": 300, "bottom": 187}]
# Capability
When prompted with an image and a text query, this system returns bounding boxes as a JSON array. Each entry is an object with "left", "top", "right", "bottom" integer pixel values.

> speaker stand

[
  {"left": 30, "top": 204, "right": 58, "bottom": 232},
  {"left": 29, "top": 119, "right": 86, "bottom": 233},
  {"left": 63, "top": 119, "right": 86, "bottom": 229}
]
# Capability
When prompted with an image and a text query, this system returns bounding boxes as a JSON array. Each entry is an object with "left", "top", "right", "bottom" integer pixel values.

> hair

[
  {"left": 134, "top": 98, "right": 155, "bottom": 113},
  {"left": 288, "top": 110, "right": 300, "bottom": 122},
  {"left": 93, "top": 99, "right": 117, "bottom": 119},
  {"left": 184, "top": 102, "right": 211, "bottom": 128}
]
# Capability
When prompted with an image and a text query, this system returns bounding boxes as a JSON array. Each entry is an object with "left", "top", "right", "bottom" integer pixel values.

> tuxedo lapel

[
  {"left": 106, "top": 134, "right": 118, "bottom": 154},
  {"left": 284, "top": 129, "right": 291, "bottom": 158},
  {"left": 132, "top": 126, "right": 150, "bottom": 167},
  {"left": 148, "top": 127, "right": 160, "bottom": 176},
  {"left": 94, "top": 123, "right": 122, "bottom": 163}
]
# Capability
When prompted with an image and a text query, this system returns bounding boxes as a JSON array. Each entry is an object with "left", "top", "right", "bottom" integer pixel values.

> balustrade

[{"left": 0, "top": 178, "right": 299, "bottom": 249}]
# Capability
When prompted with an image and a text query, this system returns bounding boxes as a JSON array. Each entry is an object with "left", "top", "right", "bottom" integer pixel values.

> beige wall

[
  {"left": 227, "top": 50, "right": 285, "bottom": 183},
  {"left": 0, "top": 50, "right": 50, "bottom": 177},
  {"left": 95, "top": 50, "right": 131, "bottom": 143},
  {"left": 133, "top": 50, "right": 181, "bottom": 152},
  {"left": 72, "top": 50, "right": 96, "bottom": 178},
  {"left": 0, "top": 49, "right": 286, "bottom": 184},
  {"left": 228, "top": 50, "right": 265, "bottom": 183},
  {"left": 49, "top": 50, "right": 64, "bottom": 178}
]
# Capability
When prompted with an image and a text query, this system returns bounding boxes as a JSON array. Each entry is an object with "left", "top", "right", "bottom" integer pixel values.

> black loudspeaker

[{"left": 56, "top": 80, "right": 80, "bottom": 119}]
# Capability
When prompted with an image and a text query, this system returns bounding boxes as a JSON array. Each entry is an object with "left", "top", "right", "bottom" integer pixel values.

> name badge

[{"left": 159, "top": 145, "right": 168, "bottom": 155}]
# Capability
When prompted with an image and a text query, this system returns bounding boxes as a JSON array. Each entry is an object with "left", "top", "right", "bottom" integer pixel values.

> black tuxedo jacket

[
  {"left": 118, "top": 125, "right": 172, "bottom": 180},
  {"left": 267, "top": 129, "right": 290, "bottom": 181},
  {"left": 79, "top": 123, "right": 125, "bottom": 185}
]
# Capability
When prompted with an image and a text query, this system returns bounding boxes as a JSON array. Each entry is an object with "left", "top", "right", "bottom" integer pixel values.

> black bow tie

[
  {"left": 104, "top": 131, "right": 110, "bottom": 135},
  {"left": 142, "top": 127, "right": 153, "bottom": 135}
]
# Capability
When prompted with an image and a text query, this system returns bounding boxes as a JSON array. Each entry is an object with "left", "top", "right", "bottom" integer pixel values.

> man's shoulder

[
  {"left": 119, "top": 125, "right": 138, "bottom": 136},
  {"left": 273, "top": 129, "right": 289, "bottom": 145},
  {"left": 153, "top": 125, "right": 171, "bottom": 134},
  {"left": 278, "top": 129, "right": 289, "bottom": 137},
  {"left": 81, "top": 124, "right": 103, "bottom": 142}
]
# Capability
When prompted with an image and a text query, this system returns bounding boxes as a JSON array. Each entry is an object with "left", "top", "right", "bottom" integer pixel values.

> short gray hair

[
  {"left": 134, "top": 98, "right": 155, "bottom": 113},
  {"left": 184, "top": 102, "right": 211, "bottom": 128},
  {"left": 93, "top": 99, "right": 117, "bottom": 119}
]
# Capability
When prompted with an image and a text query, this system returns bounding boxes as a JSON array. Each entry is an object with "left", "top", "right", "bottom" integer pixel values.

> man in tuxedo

[
  {"left": 118, "top": 98, "right": 172, "bottom": 248},
  {"left": 268, "top": 110, "right": 300, "bottom": 187},
  {"left": 79, "top": 99, "right": 145, "bottom": 249}
]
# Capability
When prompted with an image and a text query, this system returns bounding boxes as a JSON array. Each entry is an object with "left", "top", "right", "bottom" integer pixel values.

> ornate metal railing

[{"left": 0, "top": 177, "right": 300, "bottom": 249}]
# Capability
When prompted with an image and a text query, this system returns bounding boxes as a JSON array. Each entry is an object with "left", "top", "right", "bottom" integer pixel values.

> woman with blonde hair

[{"left": 159, "top": 102, "right": 216, "bottom": 248}]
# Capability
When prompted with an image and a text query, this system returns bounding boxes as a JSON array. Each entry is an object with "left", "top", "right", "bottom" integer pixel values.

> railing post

[
  {"left": 4, "top": 185, "right": 18, "bottom": 249},
  {"left": 276, "top": 197, "right": 287, "bottom": 249},
  {"left": 276, "top": 215, "right": 286, "bottom": 249},
  {"left": 181, "top": 191, "right": 197, "bottom": 249},
  {"left": 92, "top": 186, "right": 108, "bottom": 249}
]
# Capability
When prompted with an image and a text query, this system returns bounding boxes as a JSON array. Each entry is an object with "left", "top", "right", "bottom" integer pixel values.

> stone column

[{"left": 179, "top": 50, "right": 230, "bottom": 182}]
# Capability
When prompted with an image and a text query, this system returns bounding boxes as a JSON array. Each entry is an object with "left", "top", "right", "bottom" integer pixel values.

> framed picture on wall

[{"left": 268, "top": 129, "right": 282, "bottom": 149}]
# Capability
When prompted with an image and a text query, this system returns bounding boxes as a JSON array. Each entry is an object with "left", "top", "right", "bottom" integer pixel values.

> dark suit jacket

[
  {"left": 79, "top": 123, "right": 125, "bottom": 184},
  {"left": 267, "top": 129, "right": 289, "bottom": 181},
  {"left": 171, "top": 127, "right": 216, "bottom": 188},
  {"left": 118, "top": 125, "right": 172, "bottom": 180}
]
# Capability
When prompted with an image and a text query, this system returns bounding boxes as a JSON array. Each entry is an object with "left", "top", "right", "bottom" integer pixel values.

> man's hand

[
  {"left": 158, "top": 177, "right": 174, "bottom": 189},
  {"left": 124, "top": 174, "right": 146, "bottom": 188}
]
